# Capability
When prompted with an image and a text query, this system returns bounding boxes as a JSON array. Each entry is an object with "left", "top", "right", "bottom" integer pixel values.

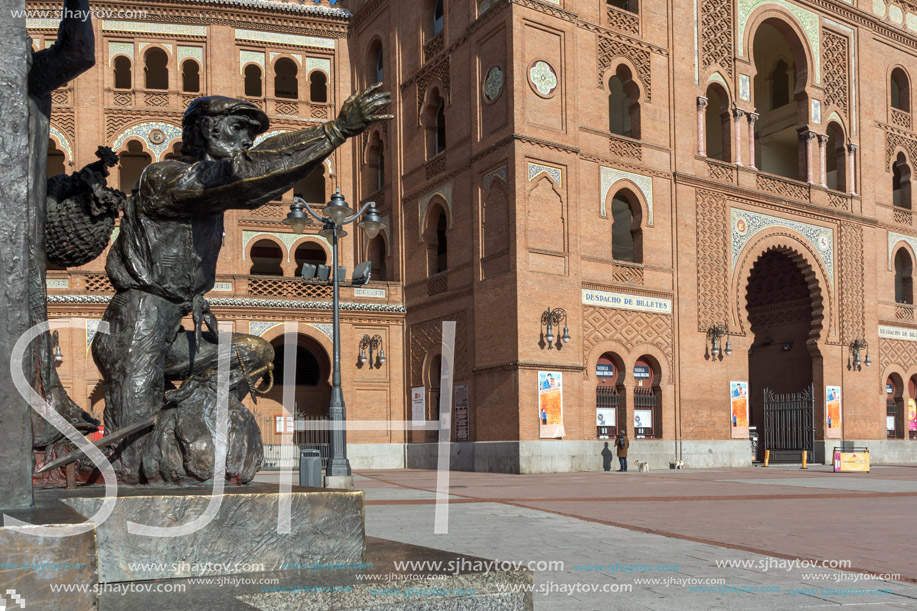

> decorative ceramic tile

[
  {"left": 483, "top": 164, "right": 508, "bottom": 190},
  {"left": 907, "top": 12, "right": 917, "bottom": 31},
  {"left": 707, "top": 71, "right": 728, "bottom": 90},
  {"left": 528, "top": 162, "right": 562, "bottom": 187},
  {"left": 888, "top": 233, "right": 917, "bottom": 270},
  {"left": 109, "top": 42, "right": 134, "bottom": 64},
  {"left": 26, "top": 19, "right": 60, "bottom": 29},
  {"left": 103, "top": 21, "right": 207, "bottom": 37},
  {"left": 479, "top": 0, "right": 492, "bottom": 15},
  {"left": 811, "top": 99, "right": 822, "bottom": 124},
  {"left": 418, "top": 182, "right": 453, "bottom": 241},
  {"left": 242, "top": 231, "right": 329, "bottom": 261},
  {"left": 211, "top": 282, "right": 233, "bottom": 292},
  {"left": 240, "top": 50, "right": 265, "bottom": 73},
  {"left": 731, "top": 208, "right": 834, "bottom": 282},
  {"left": 86, "top": 319, "right": 102, "bottom": 353},
  {"left": 111, "top": 122, "right": 182, "bottom": 161},
  {"left": 827, "top": 111, "right": 843, "bottom": 127},
  {"left": 254, "top": 129, "right": 285, "bottom": 146},
  {"left": 600, "top": 167, "right": 654, "bottom": 226},
  {"left": 178, "top": 46, "right": 203, "bottom": 64},
  {"left": 308, "top": 323, "right": 334, "bottom": 341},
  {"left": 46, "top": 278, "right": 69, "bottom": 289},
  {"left": 235, "top": 29, "right": 335, "bottom": 49},
  {"left": 889, "top": 4, "right": 904, "bottom": 23},
  {"left": 873, "top": 0, "right": 886, "bottom": 18},
  {"left": 737, "top": 0, "right": 820, "bottom": 83},
  {"left": 484, "top": 65, "right": 504, "bottom": 101},
  {"left": 529, "top": 61, "right": 558, "bottom": 96},
  {"left": 249, "top": 321, "right": 283, "bottom": 337},
  {"left": 739, "top": 74, "right": 751, "bottom": 102},
  {"left": 49, "top": 126, "right": 72, "bottom": 162},
  {"left": 306, "top": 57, "right": 331, "bottom": 75}
]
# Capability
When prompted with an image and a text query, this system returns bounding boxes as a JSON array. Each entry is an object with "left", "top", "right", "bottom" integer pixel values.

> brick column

[
  {"left": 847, "top": 143, "right": 858, "bottom": 195},
  {"left": 732, "top": 108, "right": 744, "bottom": 166},
  {"left": 817, "top": 133, "right": 829, "bottom": 187},
  {"left": 747, "top": 112, "right": 759, "bottom": 170},
  {"left": 697, "top": 96, "right": 708, "bottom": 156},
  {"left": 799, "top": 129, "right": 816, "bottom": 184}
]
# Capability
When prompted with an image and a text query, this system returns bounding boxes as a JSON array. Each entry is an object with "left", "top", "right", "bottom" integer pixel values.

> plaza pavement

[{"left": 347, "top": 465, "right": 917, "bottom": 610}]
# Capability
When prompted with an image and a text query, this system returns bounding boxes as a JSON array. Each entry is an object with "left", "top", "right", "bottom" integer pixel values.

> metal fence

[{"left": 257, "top": 415, "right": 331, "bottom": 470}]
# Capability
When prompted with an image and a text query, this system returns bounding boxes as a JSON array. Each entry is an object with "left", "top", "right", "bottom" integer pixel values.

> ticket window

[
  {"left": 596, "top": 355, "right": 622, "bottom": 439},
  {"left": 633, "top": 358, "right": 659, "bottom": 439},
  {"left": 887, "top": 377, "right": 903, "bottom": 439}
]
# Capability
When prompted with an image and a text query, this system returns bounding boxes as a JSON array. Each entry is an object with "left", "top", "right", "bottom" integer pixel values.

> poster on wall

[
  {"left": 908, "top": 399, "right": 917, "bottom": 438},
  {"left": 411, "top": 387, "right": 426, "bottom": 426},
  {"left": 596, "top": 407, "right": 616, "bottom": 438},
  {"left": 634, "top": 409, "right": 653, "bottom": 431},
  {"left": 730, "top": 381, "right": 749, "bottom": 439},
  {"left": 538, "top": 371, "right": 565, "bottom": 438},
  {"left": 454, "top": 383, "right": 470, "bottom": 442},
  {"left": 826, "top": 386, "right": 842, "bottom": 439}
]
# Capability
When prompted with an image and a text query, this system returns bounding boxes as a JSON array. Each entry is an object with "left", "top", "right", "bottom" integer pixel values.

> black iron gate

[{"left": 763, "top": 384, "right": 814, "bottom": 459}]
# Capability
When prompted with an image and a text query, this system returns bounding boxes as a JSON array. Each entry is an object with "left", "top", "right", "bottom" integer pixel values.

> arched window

[
  {"left": 294, "top": 242, "right": 327, "bottom": 277},
  {"left": 274, "top": 58, "right": 298, "bottom": 99},
  {"left": 294, "top": 166, "right": 326, "bottom": 203},
  {"left": 369, "top": 235, "right": 387, "bottom": 281},
  {"left": 113, "top": 56, "right": 132, "bottom": 90},
  {"left": 118, "top": 140, "right": 151, "bottom": 193},
  {"left": 47, "top": 138, "right": 65, "bottom": 178},
  {"left": 272, "top": 344, "right": 322, "bottom": 387},
  {"left": 608, "top": 65, "right": 640, "bottom": 139},
  {"left": 309, "top": 71, "right": 328, "bottom": 103},
  {"left": 825, "top": 123, "right": 846, "bottom": 192},
  {"left": 424, "top": 206, "right": 448, "bottom": 276},
  {"left": 610, "top": 190, "right": 642, "bottom": 263},
  {"left": 144, "top": 47, "right": 169, "bottom": 90},
  {"left": 163, "top": 141, "right": 183, "bottom": 160},
  {"left": 181, "top": 60, "right": 200, "bottom": 93},
  {"left": 893, "top": 152, "right": 912, "bottom": 209},
  {"left": 892, "top": 68, "right": 910, "bottom": 112},
  {"left": 366, "top": 133, "right": 385, "bottom": 192},
  {"left": 896, "top": 249, "right": 914, "bottom": 305},
  {"left": 423, "top": 89, "right": 446, "bottom": 158},
  {"left": 704, "top": 84, "right": 731, "bottom": 161},
  {"left": 433, "top": 0, "right": 445, "bottom": 35},
  {"left": 249, "top": 239, "right": 284, "bottom": 276},
  {"left": 244, "top": 64, "right": 263, "bottom": 97},
  {"left": 375, "top": 46, "right": 384, "bottom": 84},
  {"left": 753, "top": 21, "right": 807, "bottom": 180}
]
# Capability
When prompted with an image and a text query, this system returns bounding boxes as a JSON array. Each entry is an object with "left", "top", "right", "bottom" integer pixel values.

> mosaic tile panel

[
  {"left": 528, "top": 163, "right": 562, "bottom": 187},
  {"left": 102, "top": 21, "right": 207, "bottom": 37},
  {"left": 109, "top": 42, "right": 134, "bottom": 64},
  {"left": 112, "top": 122, "right": 182, "bottom": 161},
  {"left": 483, "top": 165, "right": 508, "bottom": 191},
  {"left": 600, "top": 166, "right": 654, "bottom": 226},
  {"left": 737, "top": 0, "right": 820, "bottom": 83},
  {"left": 242, "top": 231, "right": 330, "bottom": 261},
  {"left": 235, "top": 29, "right": 335, "bottom": 49},
  {"left": 888, "top": 232, "right": 917, "bottom": 270},
  {"left": 178, "top": 46, "right": 203, "bottom": 64},
  {"left": 49, "top": 126, "right": 72, "bottom": 162},
  {"left": 306, "top": 58, "right": 331, "bottom": 75},
  {"left": 730, "top": 208, "right": 834, "bottom": 282}
]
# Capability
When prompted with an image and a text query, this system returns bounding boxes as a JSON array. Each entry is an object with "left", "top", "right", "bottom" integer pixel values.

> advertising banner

[
  {"left": 411, "top": 386, "right": 425, "bottom": 426},
  {"left": 730, "top": 381, "right": 749, "bottom": 439},
  {"left": 538, "top": 371, "right": 565, "bottom": 438},
  {"left": 833, "top": 450, "right": 870, "bottom": 473},
  {"left": 454, "top": 383, "right": 470, "bottom": 442},
  {"left": 826, "top": 386, "right": 842, "bottom": 439}
]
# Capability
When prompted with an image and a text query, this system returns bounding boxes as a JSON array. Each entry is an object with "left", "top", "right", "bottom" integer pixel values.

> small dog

[
  {"left": 635, "top": 460, "right": 649, "bottom": 472},
  {"left": 673, "top": 459, "right": 685, "bottom": 470}
]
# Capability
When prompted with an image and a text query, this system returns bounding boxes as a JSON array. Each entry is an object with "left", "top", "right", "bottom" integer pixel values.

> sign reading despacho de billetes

[
  {"left": 582, "top": 289, "right": 672, "bottom": 314},
  {"left": 879, "top": 325, "right": 917, "bottom": 341}
]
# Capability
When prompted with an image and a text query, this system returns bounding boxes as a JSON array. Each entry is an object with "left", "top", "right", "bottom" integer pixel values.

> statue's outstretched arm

[
  {"left": 28, "top": 0, "right": 95, "bottom": 97},
  {"left": 161, "top": 85, "right": 392, "bottom": 216}
]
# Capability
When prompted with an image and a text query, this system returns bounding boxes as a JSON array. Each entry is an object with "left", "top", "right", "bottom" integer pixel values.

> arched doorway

[
  {"left": 633, "top": 356, "right": 661, "bottom": 439},
  {"left": 269, "top": 334, "right": 331, "bottom": 421},
  {"left": 887, "top": 374, "right": 904, "bottom": 439},
  {"left": 595, "top": 352, "right": 625, "bottom": 438},
  {"left": 746, "top": 249, "right": 820, "bottom": 459}
]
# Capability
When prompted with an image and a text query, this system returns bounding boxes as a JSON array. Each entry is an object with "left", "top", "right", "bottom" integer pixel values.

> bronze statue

[{"left": 87, "top": 87, "right": 392, "bottom": 485}]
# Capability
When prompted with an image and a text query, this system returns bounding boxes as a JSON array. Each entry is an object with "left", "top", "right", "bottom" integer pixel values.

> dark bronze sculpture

[{"left": 85, "top": 87, "right": 392, "bottom": 485}]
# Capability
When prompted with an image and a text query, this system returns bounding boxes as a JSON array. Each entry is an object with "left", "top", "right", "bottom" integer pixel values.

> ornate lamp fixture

[
  {"left": 358, "top": 334, "right": 385, "bottom": 367},
  {"left": 849, "top": 339, "right": 871, "bottom": 371},
  {"left": 706, "top": 324, "right": 732, "bottom": 358},
  {"left": 541, "top": 308, "right": 570, "bottom": 349}
]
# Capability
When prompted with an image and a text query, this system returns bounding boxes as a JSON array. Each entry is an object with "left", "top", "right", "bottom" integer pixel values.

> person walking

[{"left": 615, "top": 432, "right": 629, "bottom": 472}]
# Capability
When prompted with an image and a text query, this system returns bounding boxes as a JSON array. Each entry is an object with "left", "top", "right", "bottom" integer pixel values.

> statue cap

[{"left": 183, "top": 96, "right": 270, "bottom": 135}]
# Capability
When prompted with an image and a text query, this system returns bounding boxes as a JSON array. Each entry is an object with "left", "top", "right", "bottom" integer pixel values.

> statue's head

[{"left": 181, "top": 97, "right": 270, "bottom": 160}]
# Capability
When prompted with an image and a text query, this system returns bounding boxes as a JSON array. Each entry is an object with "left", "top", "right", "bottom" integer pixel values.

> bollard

[
  {"left": 764, "top": 449, "right": 770, "bottom": 467},
  {"left": 801, "top": 450, "right": 808, "bottom": 469}
]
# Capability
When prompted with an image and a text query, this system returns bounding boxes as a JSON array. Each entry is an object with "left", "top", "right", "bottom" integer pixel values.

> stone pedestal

[{"left": 51, "top": 484, "right": 364, "bottom": 583}]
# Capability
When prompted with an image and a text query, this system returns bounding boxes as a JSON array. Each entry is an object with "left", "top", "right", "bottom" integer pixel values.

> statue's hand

[{"left": 335, "top": 82, "right": 394, "bottom": 138}]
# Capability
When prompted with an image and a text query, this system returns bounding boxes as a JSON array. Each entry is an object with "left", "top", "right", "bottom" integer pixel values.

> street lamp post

[{"left": 285, "top": 190, "right": 385, "bottom": 484}]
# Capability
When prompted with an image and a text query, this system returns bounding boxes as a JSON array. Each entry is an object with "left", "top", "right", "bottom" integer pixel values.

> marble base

[
  {"left": 46, "top": 484, "right": 364, "bottom": 583},
  {"left": 99, "top": 537, "right": 533, "bottom": 611}
]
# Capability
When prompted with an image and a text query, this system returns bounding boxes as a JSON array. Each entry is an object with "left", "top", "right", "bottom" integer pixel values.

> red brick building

[{"left": 31, "top": 0, "right": 917, "bottom": 471}]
